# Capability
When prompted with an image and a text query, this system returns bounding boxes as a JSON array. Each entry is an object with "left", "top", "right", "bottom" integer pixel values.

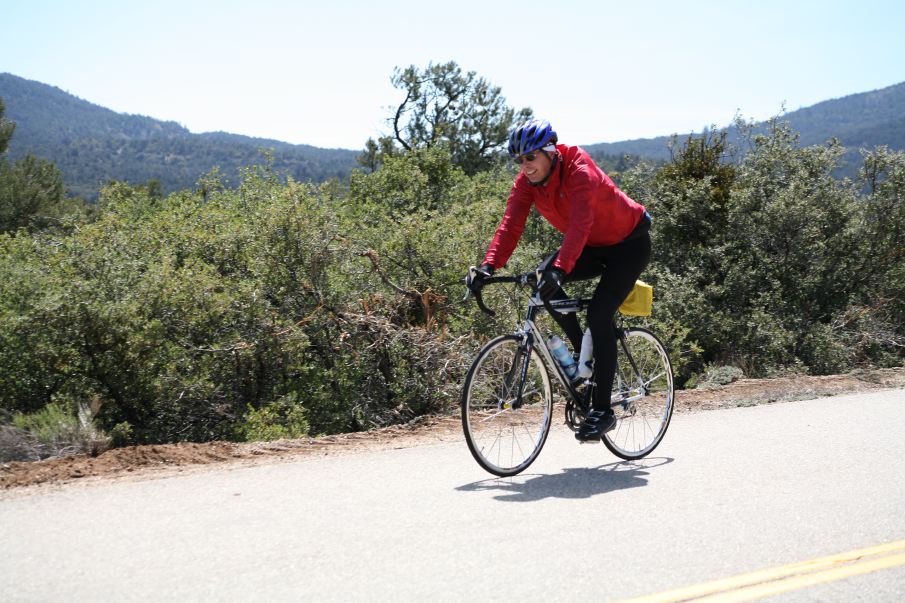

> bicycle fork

[{"left": 507, "top": 329, "right": 543, "bottom": 410}]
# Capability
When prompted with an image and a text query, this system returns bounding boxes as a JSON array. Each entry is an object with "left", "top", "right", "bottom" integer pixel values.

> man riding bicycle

[{"left": 466, "top": 118, "right": 652, "bottom": 442}]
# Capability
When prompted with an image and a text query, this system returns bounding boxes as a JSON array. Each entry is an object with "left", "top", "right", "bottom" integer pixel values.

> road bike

[{"left": 461, "top": 270, "right": 675, "bottom": 477}]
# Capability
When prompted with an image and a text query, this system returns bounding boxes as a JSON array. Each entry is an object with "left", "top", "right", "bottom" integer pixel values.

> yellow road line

[
  {"left": 692, "top": 552, "right": 905, "bottom": 603},
  {"left": 617, "top": 539, "right": 905, "bottom": 603}
]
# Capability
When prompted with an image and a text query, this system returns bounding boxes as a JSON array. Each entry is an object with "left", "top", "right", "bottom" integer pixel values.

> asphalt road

[{"left": 2, "top": 389, "right": 904, "bottom": 601}]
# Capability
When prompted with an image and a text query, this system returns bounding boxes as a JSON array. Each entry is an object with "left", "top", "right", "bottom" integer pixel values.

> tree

[
  {"left": 0, "top": 98, "right": 87, "bottom": 234},
  {"left": 356, "top": 135, "right": 397, "bottom": 173},
  {"left": 0, "top": 99, "right": 14, "bottom": 155},
  {"left": 385, "top": 61, "right": 532, "bottom": 174},
  {"left": 650, "top": 128, "right": 736, "bottom": 280},
  {"left": 0, "top": 154, "right": 67, "bottom": 233}
]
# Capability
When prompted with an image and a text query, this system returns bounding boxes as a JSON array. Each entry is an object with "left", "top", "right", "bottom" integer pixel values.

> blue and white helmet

[{"left": 508, "top": 118, "right": 558, "bottom": 158}]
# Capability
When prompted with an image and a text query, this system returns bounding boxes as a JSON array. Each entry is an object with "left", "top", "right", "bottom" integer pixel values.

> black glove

[
  {"left": 466, "top": 263, "right": 494, "bottom": 295},
  {"left": 537, "top": 267, "right": 565, "bottom": 301}
]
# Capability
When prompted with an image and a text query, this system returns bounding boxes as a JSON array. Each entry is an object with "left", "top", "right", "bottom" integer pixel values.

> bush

[
  {"left": 700, "top": 365, "right": 745, "bottom": 387},
  {"left": 235, "top": 393, "right": 310, "bottom": 442},
  {"left": 1, "top": 402, "right": 110, "bottom": 462},
  {"left": 1, "top": 124, "right": 903, "bottom": 455},
  {"left": 0, "top": 424, "right": 41, "bottom": 463},
  {"left": 622, "top": 118, "right": 904, "bottom": 377}
]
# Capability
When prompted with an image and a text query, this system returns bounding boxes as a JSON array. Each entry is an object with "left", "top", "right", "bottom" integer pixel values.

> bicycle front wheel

[
  {"left": 461, "top": 334, "right": 553, "bottom": 477},
  {"left": 604, "top": 328, "right": 674, "bottom": 460}
]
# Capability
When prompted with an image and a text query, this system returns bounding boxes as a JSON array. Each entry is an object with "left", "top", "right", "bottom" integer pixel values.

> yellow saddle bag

[{"left": 619, "top": 280, "right": 653, "bottom": 317}]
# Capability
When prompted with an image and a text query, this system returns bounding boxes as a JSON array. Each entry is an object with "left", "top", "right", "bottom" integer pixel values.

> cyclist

[{"left": 466, "top": 118, "right": 652, "bottom": 442}]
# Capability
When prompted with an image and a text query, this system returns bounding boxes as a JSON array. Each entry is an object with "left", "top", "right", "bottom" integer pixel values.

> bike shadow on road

[{"left": 456, "top": 457, "right": 674, "bottom": 502}]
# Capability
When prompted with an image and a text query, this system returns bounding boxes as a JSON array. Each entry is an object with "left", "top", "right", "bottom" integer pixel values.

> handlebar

[{"left": 463, "top": 268, "right": 539, "bottom": 316}]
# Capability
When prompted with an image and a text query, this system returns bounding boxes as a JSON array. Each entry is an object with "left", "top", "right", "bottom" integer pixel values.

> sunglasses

[{"left": 514, "top": 145, "right": 555, "bottom": 165}]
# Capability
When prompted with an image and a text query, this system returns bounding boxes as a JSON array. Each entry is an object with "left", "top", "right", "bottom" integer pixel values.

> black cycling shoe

[{"left": 575, "top": 409, "right": 617, "bottom": 442}]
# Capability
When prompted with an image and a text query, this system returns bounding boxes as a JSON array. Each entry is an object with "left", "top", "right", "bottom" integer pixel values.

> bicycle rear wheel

[
  {"left": 461, "top": 334, "right": 553, "bottom": 477},
  {"left": 604, "top": 328, "right": 674, "bottom": 460}
]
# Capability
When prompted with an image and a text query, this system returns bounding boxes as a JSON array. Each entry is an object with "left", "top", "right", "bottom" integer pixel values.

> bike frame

[
  {"left": 517, "top": 294, "right": 584, "bottom": 404},
  {"left": 465, "top": 269, "right": 647, "bottom": 409},
  {"left": 518, "top": 294, "right": 647, "bottom": 409}
]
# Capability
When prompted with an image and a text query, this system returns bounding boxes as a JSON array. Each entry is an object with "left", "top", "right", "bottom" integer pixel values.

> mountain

[
  {"left": 583, "top": 81, "right": 905, "bottom": 174},
  {"left": 3, "top": 72, "right": 905, "bottom": 198},
  {"left": 0, "top": 73, "right": 360, "bottom": 199}
]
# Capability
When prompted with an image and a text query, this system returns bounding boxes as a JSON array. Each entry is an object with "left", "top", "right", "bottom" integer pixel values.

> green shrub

[
  {"left": 701, "top": 365, "right": 745, "bottom": 387},
  {"left": 235, "top": 393, "right": 309, "bottom": 442},
  {"left": 1, "top": 123, "right": 902, "bottom": 454},
  {"left": 1, "top": 402, "right": 110, "bottom": 462}
]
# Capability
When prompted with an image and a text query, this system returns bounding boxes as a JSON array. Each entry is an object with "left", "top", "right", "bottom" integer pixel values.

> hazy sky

[{"left": 3, "top": 0, "right": 904, "bottom": 149}]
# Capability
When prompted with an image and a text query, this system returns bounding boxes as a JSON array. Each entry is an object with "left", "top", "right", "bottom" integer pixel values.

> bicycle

[{"left": 461, "top": 269, "right": 675, "bottom": 477}]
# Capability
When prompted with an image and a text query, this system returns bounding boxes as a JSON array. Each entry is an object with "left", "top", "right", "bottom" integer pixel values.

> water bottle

[
  {"left": 547, "top": 336, "right": 578, "bottom": 380},
  {"left": 577, "top": 328, "right": 594, "bottom": 379}
]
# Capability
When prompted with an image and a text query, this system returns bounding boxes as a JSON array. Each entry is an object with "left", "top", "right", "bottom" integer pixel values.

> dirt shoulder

[{"left": 2, "top": 368, "right": 903, "bottom": 493}]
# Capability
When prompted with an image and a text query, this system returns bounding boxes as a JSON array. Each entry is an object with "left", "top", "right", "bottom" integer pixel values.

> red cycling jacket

[{"left": 482, "top": 144, "right": 646, "bottom": 274}]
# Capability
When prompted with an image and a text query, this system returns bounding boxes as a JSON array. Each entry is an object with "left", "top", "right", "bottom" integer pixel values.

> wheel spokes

[{"left": 462, "top": 337, "right": 553, "bottom": 476}]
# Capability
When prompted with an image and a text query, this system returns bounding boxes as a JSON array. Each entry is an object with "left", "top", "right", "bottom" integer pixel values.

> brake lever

[{"left": 463, "top": 266, "right": 496, "bottom": 316}]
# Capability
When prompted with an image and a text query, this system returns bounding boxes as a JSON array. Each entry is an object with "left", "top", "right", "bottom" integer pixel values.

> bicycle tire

[
  {"left": 461, "top": 334, "right": 553, "bottom": 476},
  {"left": 603, "top": 327, "right": 674, "bottom": 460}
]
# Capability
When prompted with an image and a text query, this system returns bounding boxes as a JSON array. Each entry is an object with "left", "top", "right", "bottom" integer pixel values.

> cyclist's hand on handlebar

[
  {"left": 465, "top": 263, "right": 494, "bottom": 295},
  {"left": 537, "top": 267, "right": 565, "bottom": 301}
]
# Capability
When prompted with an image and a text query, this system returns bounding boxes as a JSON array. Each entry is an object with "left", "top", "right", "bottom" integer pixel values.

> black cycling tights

[{"left": 539, "top": 218, "right": 651, "bottom": 413}]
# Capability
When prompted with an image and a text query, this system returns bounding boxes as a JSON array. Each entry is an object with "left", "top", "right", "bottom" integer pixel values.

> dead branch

[{"left": 359, "top": 249, "right": 447, "bottom": 330}]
